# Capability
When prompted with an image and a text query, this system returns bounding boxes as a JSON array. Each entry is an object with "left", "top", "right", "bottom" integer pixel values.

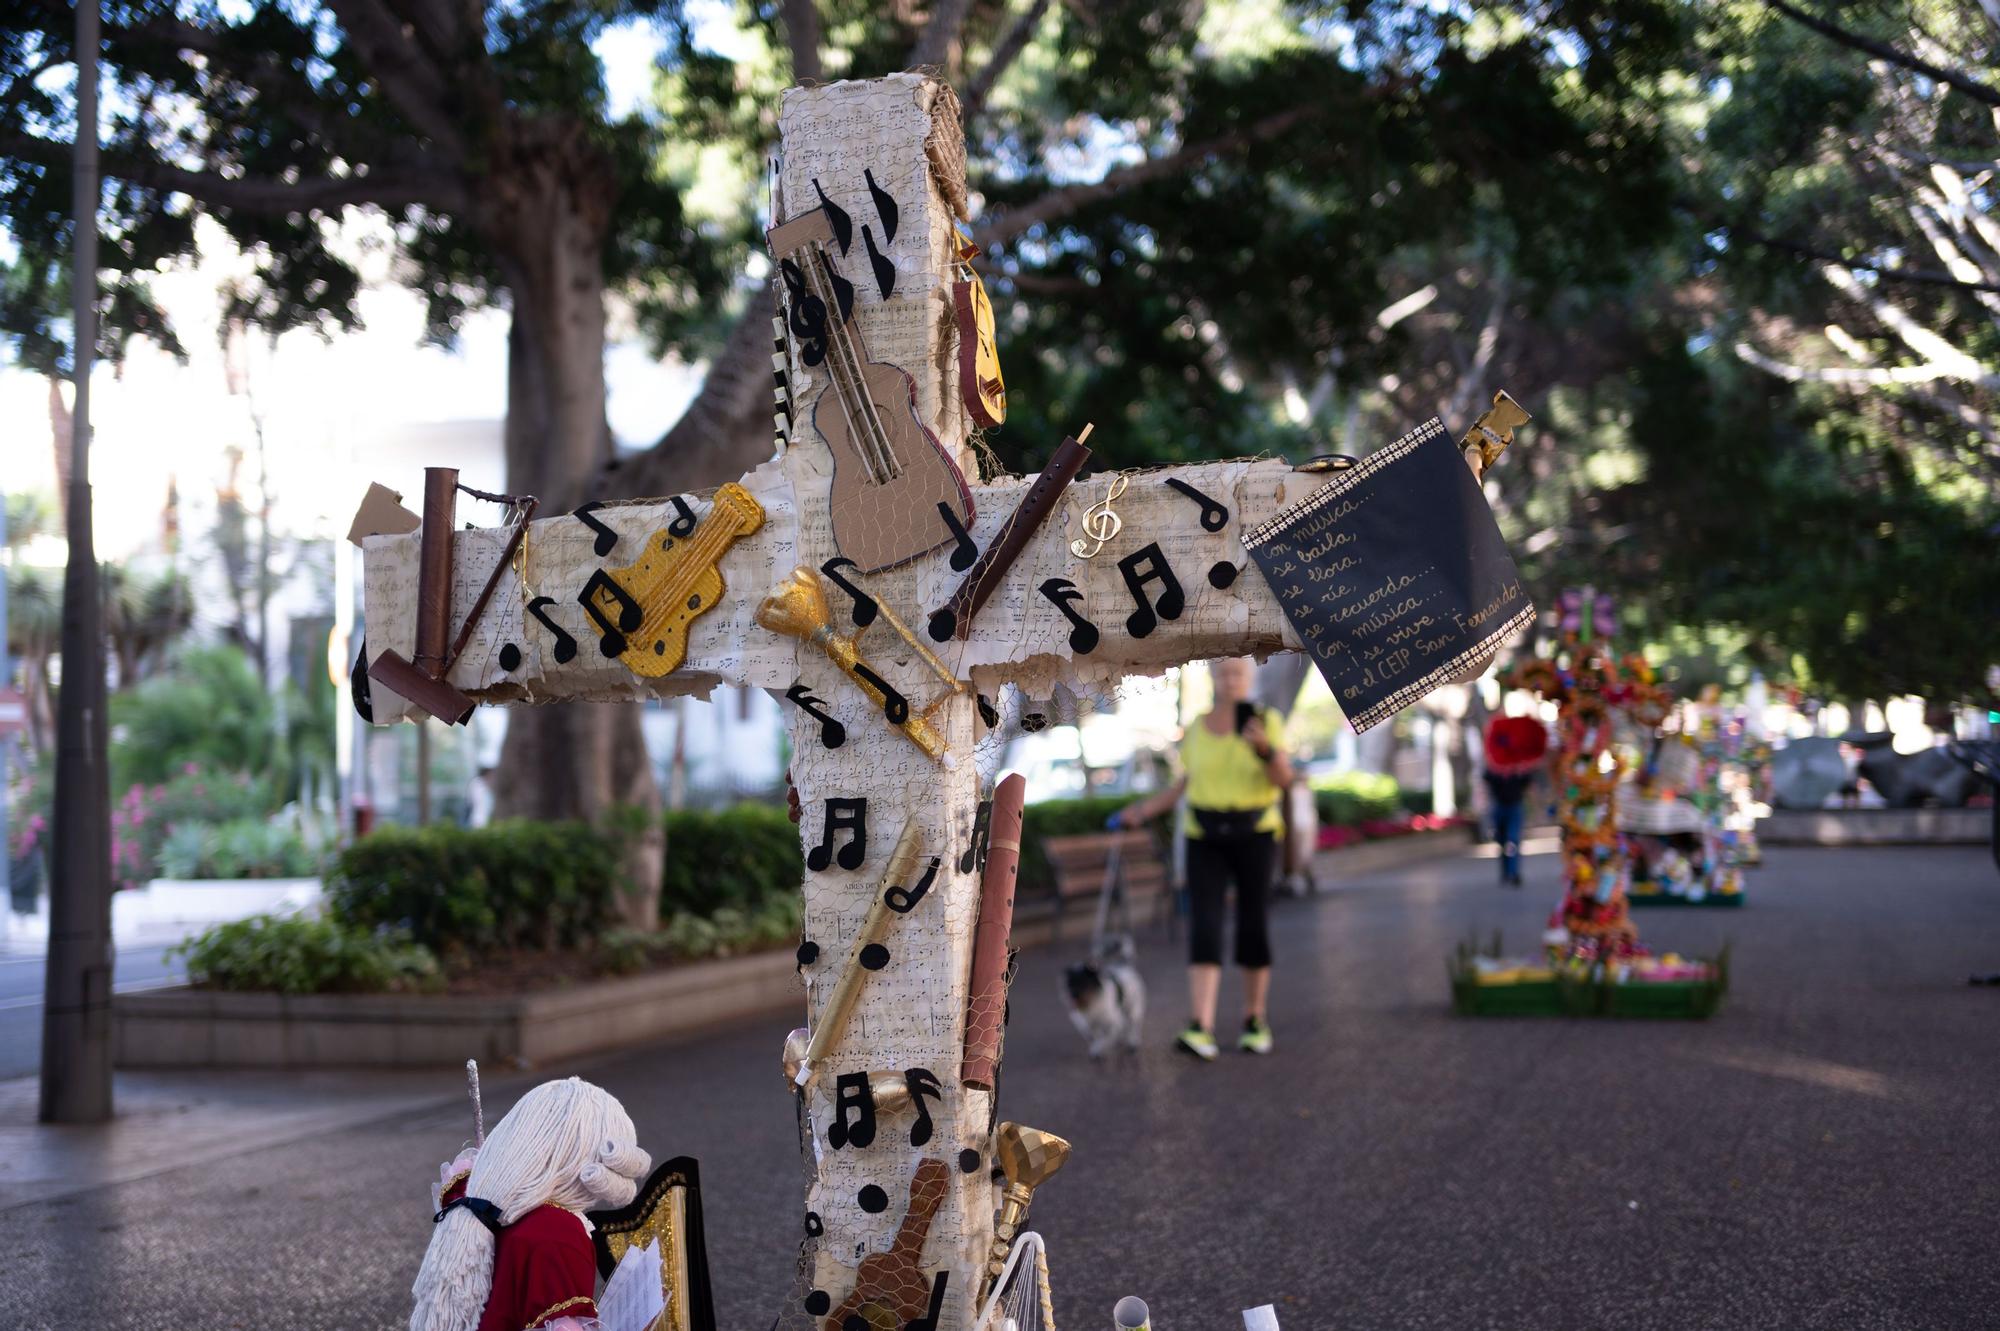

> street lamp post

[{"left": 41, "top": 0, "right": 114, "bottom": 1124}]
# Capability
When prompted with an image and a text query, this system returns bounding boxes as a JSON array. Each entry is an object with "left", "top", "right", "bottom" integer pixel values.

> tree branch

[
  {"left": 909, "top": 0, "right": 976, "bottom": 71},
  {"left": 1730, "top": 226, "right": 2000, "bottom": 293},
  {"left": 619, "top": 279, "right": 780, "bottom": 497},
  {"left": 781, "top": 0, "right": 823, "bottom": 83},
  {"left": 1763, "top": 0, "right": 2000, "bottom": 109},
  {"left": 970, "top": 105, "right": 1319, "bottom": 248},
  {"left": 322, "top": 0, "right": 466, "bottom": 157},
  {"left": 1734, "top": 339, "right": 2000, "bottom": 390},
  {"left": 960, "top": 0, "right": 1051, "bottom": 124},
  {"left": 0, "top": 130, "right": 465, "bottom": 216}
]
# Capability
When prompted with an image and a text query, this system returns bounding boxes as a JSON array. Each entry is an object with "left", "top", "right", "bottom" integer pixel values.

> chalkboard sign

[{"left": 1243, "top": 418, "right": 1534, "bottom": 732}]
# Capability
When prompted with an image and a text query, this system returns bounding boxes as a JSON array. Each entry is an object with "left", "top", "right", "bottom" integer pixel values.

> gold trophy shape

[
  {"left": 981, "top": 1121, "right": 1072, "bottom": 1299},
  {"left": 755, "top": 565, "right": 964, "bottom": 761}
]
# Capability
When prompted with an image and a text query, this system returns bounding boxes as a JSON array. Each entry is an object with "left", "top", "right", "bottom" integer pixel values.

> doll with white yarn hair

[{"left": 411, "top": 1078, "right": 650, "bottom": 1331}]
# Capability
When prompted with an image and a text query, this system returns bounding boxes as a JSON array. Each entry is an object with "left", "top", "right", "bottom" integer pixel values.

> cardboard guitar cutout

[{"left": 769, "top": 206, "right": 976, "bottom": 573}]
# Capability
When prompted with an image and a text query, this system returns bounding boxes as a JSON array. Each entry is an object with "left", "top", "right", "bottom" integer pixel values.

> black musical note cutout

[
  {"left": 1038, "top": 577, "right": 1100, "bottom": 654},
  {"left": 926, "top": 608, "right": 956, "bottom": 643},
  {"left": 813, "top": 177, "right": 853, "bottom": 254},
  {"left": 852, "top": 664, "right": 910, "bottom": 724},
  {"left": 1022, "top": 711, "right": 1047, "bottom": 733},
  {"left": 498, "top": 643, "right": 522, "bottom": 672},
  {"left": 667, "top": 494, "right": 698, "bottom": 539},
  {"left": 859, "top": 942, "right": 890, "bottom": 971},
  {"left": 578, "top": 569, "right": 643, "bottom": 657},
  {"left": 785, "top": 683, "right": 847, "bottom": 749},
  {"left": 1209, "top": 559, "right": 1239, "bottom": 589},
  {"left": 806, "top": 797, "right": 868, "bottom": 872},
  {"left": 864, "top": 167, "right": 899, "bottom": 245},
  {"left": 781, "top": 257, "right": 829, "bottom": 368},
  {"left": 905, "top": 1067, "right": 942, "bottom": 1148},
  {"left": 937, "top": 501, "right": 977, "bottom": 572},
  {"left": 527, "top": 596, "right": 579, "bottom": 665},
  {"left": 907, "top": 1270, "right": 949, "bottom": 1331},
  {"left": 821, "top": 557, "right": 879, "bottom": 627},
  {"left": 976, "top": 694, "right": 999, "bottom": 729},
  {"left": 956, "top": 799, "right": 992, "bottom": 875},
  {"left": 1164, "top": 476, "right": 1230, "bottom": 532},
  {"left": 804, "top": 1211, "right": 824, "bottom": 1238},
  {"left": 571, "top": 501, "right": 620, "bottom": 556},
  {"left": 884, "top": 856, "right": 940, "bottom": 914},
  {"left": 1117, "top": 543, "right": 1185, "bottom": 638},
  {"left": 827, "top": 1071, "right": 876, "bottom": 1150},
  {"left": 863, "top": 223, "right": 896, "bottom": 299}
]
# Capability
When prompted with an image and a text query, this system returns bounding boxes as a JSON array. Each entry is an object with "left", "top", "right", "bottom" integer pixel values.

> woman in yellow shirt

[{"left": 1113, "top": 657, "right": 1292, "bottom": 1059}]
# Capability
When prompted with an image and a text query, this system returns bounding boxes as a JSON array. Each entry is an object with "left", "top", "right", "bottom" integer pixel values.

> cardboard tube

[
  {"left": 961, "top": 772, "right": 1025, "bottom": 1089},
  {"left": 414, "top": 467, "right": 459, "bottom": 677}
]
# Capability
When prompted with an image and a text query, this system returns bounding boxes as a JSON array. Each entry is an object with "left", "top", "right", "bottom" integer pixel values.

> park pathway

[{"left": 0, "top": 842, "right": 1995, "bottom": 1330}]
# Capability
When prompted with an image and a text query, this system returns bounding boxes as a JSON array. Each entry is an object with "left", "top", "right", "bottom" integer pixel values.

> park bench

[{"left": 1041, "top": 828, "right": 1173, "bottom": 943}]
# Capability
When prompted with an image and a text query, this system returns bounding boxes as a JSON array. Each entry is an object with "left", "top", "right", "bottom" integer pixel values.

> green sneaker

[
  {"left": 1175, "top": 1024, "right": 1219, "bottom": 1061},
  {"left": 1239, "top": 1017, "right": 1273, "bottom": 1055}
]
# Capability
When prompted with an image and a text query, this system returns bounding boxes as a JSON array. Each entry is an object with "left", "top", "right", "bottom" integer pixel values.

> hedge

[
  {"left": 326, "top": 819, "right": 625, "bottom": 959},
  {"left": 661, "top": 803, "right": 802, "bottom": 919},
  {"left": 1309, "top": 772, "right": 1405, "bottom": 828}
]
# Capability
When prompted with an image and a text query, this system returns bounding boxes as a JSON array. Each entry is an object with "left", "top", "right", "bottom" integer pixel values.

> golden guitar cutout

[
  {"left": 579, "top": 482, "right": 765, "bottom": 678},
  {"left": 768, "top": 206, "right": 975, "bottom": 573},
  {"left": 953, "top": 240, "right": 1006, "bottom": 428}
]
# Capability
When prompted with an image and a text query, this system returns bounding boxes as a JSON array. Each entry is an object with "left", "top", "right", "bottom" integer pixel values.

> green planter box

[
  {"left": 1601, "top": 977, "right": 1727, "bottom": 1018},
  {"left": 1629, "top": 890, "right": 1747, "bottom": 908},
  {"left": 1449, "top": 939, "right": 1729, "bottom": 1020}
]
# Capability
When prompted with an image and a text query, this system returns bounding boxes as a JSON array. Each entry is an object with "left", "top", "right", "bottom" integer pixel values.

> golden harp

[{"left": 586, "top": 1156, "right": 716, "bottom": 1331}]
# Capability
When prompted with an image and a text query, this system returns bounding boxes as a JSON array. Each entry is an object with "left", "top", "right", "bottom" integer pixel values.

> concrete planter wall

[
  {"left": 115, "top": 947, "right": 802, "bottom": 1070},
  {"left": 1313, "top": 824, "right": 1476, "bottom": 878},
  {"left": 114, "top": 830, "right": 1480, "bottom": 1070},
  {"left": 1760, "top": 807, "right": 1989, "bottom": 846}
]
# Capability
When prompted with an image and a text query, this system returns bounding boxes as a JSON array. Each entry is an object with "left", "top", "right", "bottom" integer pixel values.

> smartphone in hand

[{"left": 1235, "top": 700, "right": 1258, "bottom": 734}]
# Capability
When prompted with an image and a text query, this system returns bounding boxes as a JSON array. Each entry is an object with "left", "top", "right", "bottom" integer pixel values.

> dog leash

[{"left": 1089, "top": 832, "right": 1134, "bottom": 955}]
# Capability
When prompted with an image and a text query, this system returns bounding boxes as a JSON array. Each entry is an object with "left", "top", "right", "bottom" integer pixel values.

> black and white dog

[{"left": 1062, "top": 935, "right": 1146, "bottom": 1059}]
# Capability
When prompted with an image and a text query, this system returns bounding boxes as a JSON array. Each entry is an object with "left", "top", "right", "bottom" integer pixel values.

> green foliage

[
  {"left": 1308, "top": 772, "right": 1404, "bottom": 828},
  {"left": 171, "top": 915, "right": 439, "bottom": 995},
  {"left": 601, "top": 895, "right": 803, "bottom": 972},
  {"left": 155, "top": 816, "right": 321, "bottom": 880},
  {"left": 110, "top": 646, "right": 278, "bottom": 791},
  {"left": 660, "top": 803, "right": 801, "bottom": 918},
  {"left": 327, "top": 820, "right": 626, "bottom": 958},
  {"left": 110, "top": 765, "right": 285, "bottom": 887}
]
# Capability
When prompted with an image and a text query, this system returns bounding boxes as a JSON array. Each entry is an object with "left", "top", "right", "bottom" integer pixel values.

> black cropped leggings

[{"left": 1185, "top": 831, "right": 1277, "bottom": 968}]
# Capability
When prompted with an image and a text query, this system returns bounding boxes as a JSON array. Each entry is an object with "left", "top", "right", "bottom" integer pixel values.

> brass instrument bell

[{"left": 981, "top": 1122, "right": 1071, "bottom": 1299}]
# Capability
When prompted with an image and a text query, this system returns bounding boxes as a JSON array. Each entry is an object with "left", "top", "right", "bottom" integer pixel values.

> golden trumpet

[
  {"left": 980, "top": 1121, "right": 1072, "bottom": 1302},
  {"left": 756, "top": 565, "right": 961, "bottom": 761}
]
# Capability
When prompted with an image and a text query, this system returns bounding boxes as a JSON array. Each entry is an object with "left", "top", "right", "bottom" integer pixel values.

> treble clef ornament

[{"left": 1069, "top": 474, "right": 1129, "bottom": 559}]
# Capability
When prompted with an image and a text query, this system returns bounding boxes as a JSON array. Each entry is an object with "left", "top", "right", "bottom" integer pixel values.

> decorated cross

[{"left": 359, "top": 73, "right": 1531, "bottom": 1331}]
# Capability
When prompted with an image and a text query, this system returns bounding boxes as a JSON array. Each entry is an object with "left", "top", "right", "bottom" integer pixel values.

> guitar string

[
  {"left": 803, "top": 244, "right": 902, "bottom": 485},
  {"left": 790, "top": 253, "right": 876, "bottom": 485},
  {"left": 789, "top": 244, "right": 879, "bottom": 483},
  {"left": 808, "top": 248, "right": 898, "bottom": 486}
]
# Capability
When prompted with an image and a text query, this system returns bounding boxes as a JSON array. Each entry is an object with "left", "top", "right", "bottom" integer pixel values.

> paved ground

[{"left": 2, "top": 841, "right": 1996, "bottom": 1330}]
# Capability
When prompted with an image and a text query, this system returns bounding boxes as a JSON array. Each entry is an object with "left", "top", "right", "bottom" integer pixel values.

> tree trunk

[{"left": 484, "top": 136, "right": 664, "bottom": 930}]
